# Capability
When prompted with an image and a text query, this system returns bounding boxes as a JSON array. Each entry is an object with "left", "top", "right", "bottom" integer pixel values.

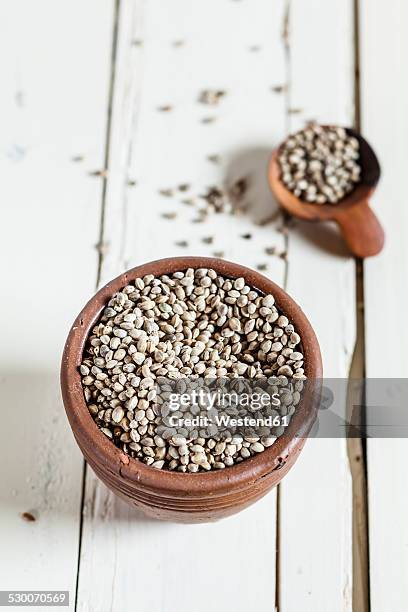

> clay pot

[{"left": 61, "top": 257, "right": 322, "bottom": 523}]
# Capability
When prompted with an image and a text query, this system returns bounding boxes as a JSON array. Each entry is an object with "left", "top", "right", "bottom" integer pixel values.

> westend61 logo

[{"left": 153, "top": 377, "right": 305, "bottom": 439}]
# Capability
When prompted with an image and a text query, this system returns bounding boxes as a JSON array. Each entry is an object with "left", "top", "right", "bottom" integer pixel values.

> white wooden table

[{"left": 0, "top": 1, "right": 406, "bottom": 610}]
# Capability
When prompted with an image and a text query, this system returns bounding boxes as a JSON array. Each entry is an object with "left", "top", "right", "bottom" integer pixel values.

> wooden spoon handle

[{"left": 334, "top": 201, "right": 385, "bottom": 258}]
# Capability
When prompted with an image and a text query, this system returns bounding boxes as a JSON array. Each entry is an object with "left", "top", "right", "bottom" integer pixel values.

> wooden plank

[
  {"left": 278, "top": 1, "right": 355, "bottom": 610},
  {"left": 77, "top": 1, "right": 287, "bottom": 610},
  {"left": 0, "top": 0, "right": 113, "bottom": 604},
  {"left": 98, "top": 0, "right": 289, "bottom": 284},
  {"left": 360, "top": 1, "right": 408, "bottom": 610}
]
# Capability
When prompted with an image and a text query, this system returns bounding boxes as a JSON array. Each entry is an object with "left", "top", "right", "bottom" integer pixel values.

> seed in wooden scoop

[{"left": 278, "top": 123, "right": 361, "bottom": 204}]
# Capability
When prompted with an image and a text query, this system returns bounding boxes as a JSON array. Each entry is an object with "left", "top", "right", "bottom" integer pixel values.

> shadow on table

[
  {"left": 224, "top": 146, "right": 281, "bottom": 225},
  {"left": 224, "top": 145, "right": 351, "bottom": 258},
  {"left": 291, "top": 219, "right": 351, "bottom": 258}
]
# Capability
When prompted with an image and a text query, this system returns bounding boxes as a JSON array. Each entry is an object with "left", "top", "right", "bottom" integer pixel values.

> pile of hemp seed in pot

[
  {"left": 278, "top": 123, "right": 361, "bottom": 204},
  {"left": 80, "top": 268, "right": 305, "bottom": 472}
]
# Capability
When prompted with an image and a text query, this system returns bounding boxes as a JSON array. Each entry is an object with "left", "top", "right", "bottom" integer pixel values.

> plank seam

[
  {"left": 74, "top": 2, "right": 122, "bottom": 610},
  {"left": 96, "top": 0, "right": 122, "bottom": 288},
  {"left": 346, "top": 1, "right": 371, "bottom": 609},
  {"left": 276, "top": 3, "right": 291, "bottom": 609}
]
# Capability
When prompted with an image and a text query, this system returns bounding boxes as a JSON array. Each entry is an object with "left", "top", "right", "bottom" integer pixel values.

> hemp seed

[
  {"left": 279, "top": 123, "right": 361, "bottom": 204},
  {"left": 80, "top": 268, "right": 305, "bottom": 472}
]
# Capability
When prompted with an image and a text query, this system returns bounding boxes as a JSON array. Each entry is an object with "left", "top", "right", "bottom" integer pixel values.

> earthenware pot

[{"left": 61, "top": 257, "right": 322, "bottom": 523}]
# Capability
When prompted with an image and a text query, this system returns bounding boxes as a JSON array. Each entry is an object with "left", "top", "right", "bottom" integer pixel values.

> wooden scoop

[{"left": 268, "top": 128, "right": 384, "bottom": 258}]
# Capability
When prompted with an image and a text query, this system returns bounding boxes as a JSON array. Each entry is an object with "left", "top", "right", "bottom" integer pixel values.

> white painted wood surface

[
  {"left": 361, "top": 2, "right": 408, "bottom": 611},
  {"left": 278, "top": 2, "right": 354, "bottom": 610},
  {"left": 0, "top": 0, "right": 113, "bottom": 607},
  {"left": 0, "top": 0, "right": 406, "bottom": 610}
]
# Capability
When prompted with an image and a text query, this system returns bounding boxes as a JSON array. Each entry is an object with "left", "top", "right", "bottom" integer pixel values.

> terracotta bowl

[{"left": 61, "top": 257, "right": 322, "bottom": 523}]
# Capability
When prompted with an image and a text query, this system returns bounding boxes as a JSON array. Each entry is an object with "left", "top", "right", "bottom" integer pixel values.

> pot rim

[{"left": 61, "top": 256, "right": 323, "bottom": 495}]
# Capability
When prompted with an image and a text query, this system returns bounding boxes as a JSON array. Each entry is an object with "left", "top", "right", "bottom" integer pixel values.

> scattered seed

[
  {"left": 201, "top": 187, "right": 232, "bottom": 214},
  {"left": 257, "top": 263, "right": 268, "bottom": 271},
  {"left": 191, "top": 217, "right": 206, "bottom": 224},
  {"left": 202, "top": 236, "right": 214, "bottom": 244},
  {"left": 158, "top": 105, "right": 173, "bottom": 112},
  {"left": 265, "top": 246, "right": 277, "bottom": 256},
  {"left": 21, "top": 512, "right": 36, "bottom": 522},
  {"left": 271, "top": 85, "right": 286, "bottom": 93},
  {"left": 229, "top": 177, "right": 248, "bottom": 202},
  {"left": 241, "top": 233, "right": 252, "bottom": 240},
  {"left": 161, "top": 212, "right": 177, "bottom": 220},
  {"left": 198, "top": 90, "right": 226, "bottom": 106},
  {"left": 159, "top": 188, "right": 174, "bottom": 197},
  {"left": 175, "top": 240, "right": 189, "bottom": 248},
  {"left": 89, "top": 169, "right": 108, "bottom": 178},
  {"left": 201, "top": 116, "right": 217, "bottom": 124},
  {"left": 207, "top": 154, "right": 221, "bottom": 164}
]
